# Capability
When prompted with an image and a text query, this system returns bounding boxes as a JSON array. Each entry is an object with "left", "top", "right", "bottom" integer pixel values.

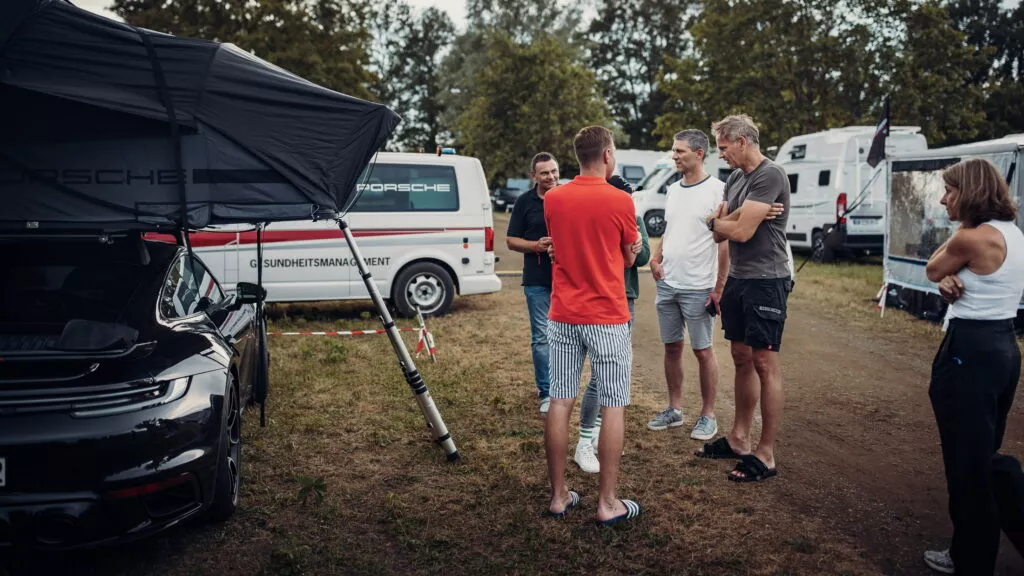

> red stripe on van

[{"left": 145, "top": 228, "right": 484, "bottom": 247}]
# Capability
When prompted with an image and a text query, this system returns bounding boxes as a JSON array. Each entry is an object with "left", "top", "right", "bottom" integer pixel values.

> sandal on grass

[
  {"left": 598, "top": 499, "right": 642, "bottom": 526},
  {"left": 728, "top": 455, "right": 778, "bottom": 483},
  {"left": 694, "top": 437, "right": 746, "bottom": 460},
  {"left": 546, "top": 490, "right": 580, "bottom": 519}
]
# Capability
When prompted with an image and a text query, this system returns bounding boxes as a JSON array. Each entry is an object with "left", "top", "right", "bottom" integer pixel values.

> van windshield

[{"left": 638, "top": 168, "right": 669, "bottom": 190}]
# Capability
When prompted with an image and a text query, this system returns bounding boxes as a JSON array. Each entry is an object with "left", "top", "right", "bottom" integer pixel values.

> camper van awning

[{"left": 0, "top": 0, "right": 400, "bottom": 230}]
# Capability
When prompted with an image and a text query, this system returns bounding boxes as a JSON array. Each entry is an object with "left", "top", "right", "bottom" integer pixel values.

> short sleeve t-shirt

[
  {"left": 723, "top": 159, "right": 791, "bottom": 279},
  {"left": 662, "top": 175, "right": 725, "bottom": 290},
  {"left": 544, "top": 176, "right": 639, "bottom": 325},
  {"left": 506, "top": 187, "right": 551, "bottom": 287}
]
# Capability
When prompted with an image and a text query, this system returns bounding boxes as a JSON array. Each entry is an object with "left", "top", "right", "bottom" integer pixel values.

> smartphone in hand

[{"left": 705, "top": 300, "right": 718, "bottom": 317}]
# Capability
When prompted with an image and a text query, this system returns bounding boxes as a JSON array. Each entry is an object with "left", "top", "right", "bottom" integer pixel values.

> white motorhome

[
  {"left": 631, "top": 150, "right": 731, "bottom": 236},
  {"left": 178, "top": 152, "right": 502, "bottom": 317},
  {"left": 774, "top": 126, "right": 928, "bottom": 261},
  {"left": 613, "top": 149, "right": 670, "bottom": 186}
]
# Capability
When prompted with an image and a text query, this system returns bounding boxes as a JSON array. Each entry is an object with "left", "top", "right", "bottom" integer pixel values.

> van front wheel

[
  {"left": 393, "top": 262, "right": 454, "bottom": 318},
  {"left": 644, "top": 210, "right": 666, "bottom": 237}
]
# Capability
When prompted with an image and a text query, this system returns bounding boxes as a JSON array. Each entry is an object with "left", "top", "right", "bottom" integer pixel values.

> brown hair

[
  {"left": 573, "top": 126, "right": 614, "bottom": 167},
  {"left": 942, "top": 158, "right": 1017, "bottom": 226},
  {"left": 530, "top": 152, "right": 556, "bottom": 173}
]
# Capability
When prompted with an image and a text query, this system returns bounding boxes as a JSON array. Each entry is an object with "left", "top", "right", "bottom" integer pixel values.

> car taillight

[
  {"left": 485, "top": 227, "right": 494, "bottom": 252},
  {"left": 836, "top": 192, "right": 848, "bottom": 225}
]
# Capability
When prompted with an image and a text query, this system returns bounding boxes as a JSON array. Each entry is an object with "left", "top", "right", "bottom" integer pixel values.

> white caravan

[
  {"left": 176, "top": 152, "right": 502, "bottom": 317},
  {"left": 774, "top": 126, "right": 928, "bottom": 261},
  {"left": 632, "top": 150, "right": 730, "bottom": 236}
]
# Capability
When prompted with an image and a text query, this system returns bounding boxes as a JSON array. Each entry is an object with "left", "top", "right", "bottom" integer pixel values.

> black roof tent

[{"left": 0, "top": 0, "right": 400, "bottom": 231}]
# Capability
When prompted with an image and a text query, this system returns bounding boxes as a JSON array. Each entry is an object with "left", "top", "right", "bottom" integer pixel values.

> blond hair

[{"left": 711, "top": 114, "right": 760, "bottom": 146}]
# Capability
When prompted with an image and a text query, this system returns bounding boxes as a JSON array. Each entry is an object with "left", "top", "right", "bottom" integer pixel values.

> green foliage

[
  {"left": 296, "top": 475, "right": 326, "bottom": 505},
  {"left": 585, "top": 0, "right": 694, "bottom": 148},
  {"left": 369, "top": 2, "right": 455, "bottom": 151},
  {"left": 112, "top": 0, "right": 376, "bottom": 100},
  {"left": 454, "top": 32, "right": 610, "bottom": 185}
]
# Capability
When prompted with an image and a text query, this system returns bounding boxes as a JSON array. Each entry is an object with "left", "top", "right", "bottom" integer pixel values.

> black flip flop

[
  {"left": 694, "top": 437, "right": 745, "bottom": 460},
  {"left": 728, "top": 455, "right": 778, "bottom": 482}
]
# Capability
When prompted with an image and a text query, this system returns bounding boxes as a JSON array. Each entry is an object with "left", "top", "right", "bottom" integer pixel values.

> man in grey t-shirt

[{"left": 694, "top": 114, "right": 790, "bottom": 484}]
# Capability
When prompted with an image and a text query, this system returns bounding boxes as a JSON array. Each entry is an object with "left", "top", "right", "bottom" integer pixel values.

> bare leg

[
  {"left": 664, "top": 341, "right": 684, "bottom": 410},
  {"left": 727, "top": 341, "right": 757, "bottom": 454},
  {"left": 732, "top": 348, "right": 782, "bottom": 476},
  {"left": 693, "top": 346, "right": 718, "bottom": 418},
  {"left": 595, "top": 405, "right": 628, "bottom": 522},
  {"left": 545, "top": 397, "right": 576, "bottom": 513}
]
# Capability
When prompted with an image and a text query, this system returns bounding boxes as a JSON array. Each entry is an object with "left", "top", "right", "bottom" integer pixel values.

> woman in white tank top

[{"left": 922, "top": 158, "right": 1024, "bottom": 575}]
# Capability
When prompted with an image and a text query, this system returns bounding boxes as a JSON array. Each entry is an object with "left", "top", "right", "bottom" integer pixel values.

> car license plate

[
  {"left": 0, "top": 457, "right": 5, "bottom": 487},
  {"left": 851, "top": 218, "right": 872, "bottom": 226}
]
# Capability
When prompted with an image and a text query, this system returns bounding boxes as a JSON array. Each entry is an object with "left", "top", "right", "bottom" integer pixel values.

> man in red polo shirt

[{"left": 542, "top": 126, "right": 643, "bottom": 526}]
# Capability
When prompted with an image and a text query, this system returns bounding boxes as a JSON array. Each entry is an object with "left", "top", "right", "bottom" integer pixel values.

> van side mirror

[
  {"left": 236, "top": 282, "right": 267, "bottom": 305},
  {"left": 636, "top": 184, "right": 644, "bottom": 191}
]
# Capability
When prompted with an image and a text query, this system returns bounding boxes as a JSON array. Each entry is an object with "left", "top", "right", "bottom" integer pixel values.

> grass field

[{"left": 13, "top": 213, "right": 1022, "bottom": 576}]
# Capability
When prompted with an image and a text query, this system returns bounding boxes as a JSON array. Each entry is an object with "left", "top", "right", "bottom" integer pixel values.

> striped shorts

[{"left": 547, "top": 321, "right": 632, "bottom": 407}]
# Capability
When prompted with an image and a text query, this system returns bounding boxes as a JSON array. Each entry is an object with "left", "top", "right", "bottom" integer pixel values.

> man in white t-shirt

[{"left": 647, "top": 129, "right": 729, "bottom": 441}]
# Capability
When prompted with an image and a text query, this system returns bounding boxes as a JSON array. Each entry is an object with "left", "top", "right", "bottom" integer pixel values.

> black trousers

[{"left": 930, "top": 318, "right": 1023, "bottom": 575}]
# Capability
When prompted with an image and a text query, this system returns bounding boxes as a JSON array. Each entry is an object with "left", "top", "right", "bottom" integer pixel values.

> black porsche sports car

[{"left": 0, "top": 232, "right": 267, "bottom": 549}]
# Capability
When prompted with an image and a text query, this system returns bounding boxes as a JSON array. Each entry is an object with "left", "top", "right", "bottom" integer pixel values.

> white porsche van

[{"left": 184, "top": 152, "right": 501, "bottom": 317}]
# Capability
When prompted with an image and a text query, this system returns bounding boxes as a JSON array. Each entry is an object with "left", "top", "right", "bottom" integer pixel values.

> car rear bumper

[
  {"left": 459, "top": 273, "right": 502, "bottom": 296},
  {"left": 0, "top": 370, "right": 228, "bottom": 550}
]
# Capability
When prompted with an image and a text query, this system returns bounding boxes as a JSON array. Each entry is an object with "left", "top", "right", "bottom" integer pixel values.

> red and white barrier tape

[
  {"left": 267, "top": 308, "right": 438, "bottom": 362},
  {"left": 269, "top": 328, "right": 417, "bottom": 336}
]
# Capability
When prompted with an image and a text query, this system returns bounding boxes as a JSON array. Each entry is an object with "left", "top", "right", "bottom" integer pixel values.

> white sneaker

[
  {"left": 539, "top": 397, "right": 550, "bottom": 414},
  {"left": 923, "top": 549, "right": 954, "bottom": 574},
  {"left": 574, "top": 441, "right": 600, "bottom": 473}
]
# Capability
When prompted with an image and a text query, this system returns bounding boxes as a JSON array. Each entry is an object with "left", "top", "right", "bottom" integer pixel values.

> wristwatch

[{"left": 706, "top": 217, "right": 716, "bottom": 232}]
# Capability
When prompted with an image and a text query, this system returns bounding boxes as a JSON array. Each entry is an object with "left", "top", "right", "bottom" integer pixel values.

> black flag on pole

[{"left": 867, "top": 96, "right": 890, "bottom": 168}]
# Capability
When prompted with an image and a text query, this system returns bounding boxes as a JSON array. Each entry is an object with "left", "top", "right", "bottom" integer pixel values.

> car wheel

[
  {"left": 644, "top": 210, "right": 666, "bottom": 237},
  {"left": 811, "top": 230, "right": 835, "bottom": 263},
  {"left": 210, "top": 376, "right": 242, "bottom": 522},
  {"left": 393, "top": 262, "right": 454, "bottom": 318}
]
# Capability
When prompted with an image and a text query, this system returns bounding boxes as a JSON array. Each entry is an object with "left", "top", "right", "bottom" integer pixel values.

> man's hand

[
  {"left": 938, "top": 274, "right": 964, "bottom": 303},
  {"left": 535, "top": 236, "right": 552, "bottom": 253},
  {"left": 631, "top": 236, "right": 643, "bottom": 254},
  {"left": 706, "top": 290, "right": 722, "bottom": 315},
  {"left": 546, "top": 239, "right": 555, "bottom": 263},
  {"left": 650, "top": 260, "right": 665, "bottom": 281},
  {"left": 765, "top": 202, "right": 785, "bottom": 220}
]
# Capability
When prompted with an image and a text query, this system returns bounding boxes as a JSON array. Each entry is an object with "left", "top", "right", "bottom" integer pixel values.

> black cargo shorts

[{"left": 720, "top": 277, "right": 792, "bottom": 351}]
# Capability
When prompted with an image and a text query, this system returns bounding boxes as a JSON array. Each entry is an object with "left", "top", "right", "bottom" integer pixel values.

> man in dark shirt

[
  {"left": 507, "top": 152, "right": 561, "bottom": 413},
  {"left": 696, "top": 114, "right": 791, "bottom": 484}
]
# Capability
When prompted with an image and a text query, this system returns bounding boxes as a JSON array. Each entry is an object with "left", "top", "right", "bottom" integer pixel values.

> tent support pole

[{"left": 335, "top": 218, "right": 460, "bottom": 461}]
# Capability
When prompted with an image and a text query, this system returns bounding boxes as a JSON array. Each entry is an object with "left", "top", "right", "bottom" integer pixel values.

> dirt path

[
  {"left": 616, "top": 271, "right": 1024, "bottom": 575},
  {"left": 497, "top": 211, "right": 1024, "bottom": 573}
]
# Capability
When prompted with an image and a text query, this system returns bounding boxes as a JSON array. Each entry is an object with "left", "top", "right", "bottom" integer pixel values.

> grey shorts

[
  {"left": 655, "top": 282, "right": 714, "bottom": 350},
  {"left": 547, "top": 320, "right": 632, "bottom": 407}
]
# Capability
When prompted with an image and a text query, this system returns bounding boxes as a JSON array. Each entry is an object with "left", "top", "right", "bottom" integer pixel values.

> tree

[
  {"left": 369, "top": 3, "right": 455, "bottom": 151},
  {"left": 653, "top": 0, "right": 892, "bottom": 150},
  {"left": 890, "top": 1, "right": 990, "bottom": 146},
  {"left": 455, "top": 32, "right": 610, "bottom": 185},
  {"left": 585, "top": 0, "right": 694, "bottom": 149},
  {"left": 112, "top": 0, "right": 376, "bottom": 100}
]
